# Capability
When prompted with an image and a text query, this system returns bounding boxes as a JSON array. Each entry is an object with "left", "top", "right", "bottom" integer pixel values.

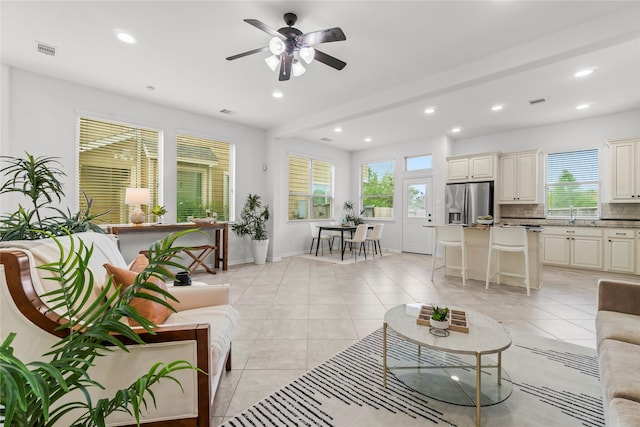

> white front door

[{"left": 402, "top": 177, "right": 433, "bottom": 254}]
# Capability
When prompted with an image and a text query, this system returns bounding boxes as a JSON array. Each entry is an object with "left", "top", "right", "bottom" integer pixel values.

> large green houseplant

[
  {"left": 0, "top": 231, "right": 197, "bottom": 426},
  {"left": 231, "top": 193, "right": 270, "bottom": 264}
]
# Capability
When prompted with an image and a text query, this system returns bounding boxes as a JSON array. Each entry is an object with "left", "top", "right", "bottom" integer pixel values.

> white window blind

[
  {"left": 361, "top": 160, "right": 394, "bottom": 219},
  {"left": 546, "top": 149, "right": 599, "bottom": 218},
  {"left": 77, "top": 117, "right": 159, "bottom": 224},
  {"left": 288, "top": 155, "right": 334, "bottom": 220},
  {"left": 176, "top": 135, "right": 232, "bottom": 222}
]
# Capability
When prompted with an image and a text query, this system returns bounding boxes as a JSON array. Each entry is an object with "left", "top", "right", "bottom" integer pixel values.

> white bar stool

[
  {"left": 485, "top": 226, "right": 530, "bottom": 296},
  {"left": 431, "top": 225, "right": 467, "bottom": 286}
]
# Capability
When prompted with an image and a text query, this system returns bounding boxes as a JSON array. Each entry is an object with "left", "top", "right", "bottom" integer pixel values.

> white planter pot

[
  {"left": 430, "top": 317, "right": 449, "bottom": 330},
  {"left": 251, "top": 239, "right": 269, "bottom": 265}
]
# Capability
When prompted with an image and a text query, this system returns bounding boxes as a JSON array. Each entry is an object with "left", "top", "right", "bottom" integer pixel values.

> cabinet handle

[
  {"left": 609, "top": 239, "right": 612, "bottom": 242},
  {"left": 566, "top": 230, "right": 575, "bottom": 233},
  {"left": 615, "top": 232, "right": 625, "bottom": 236},
  {"left": 566, "top": 237, "right": 570, "bottom": 240}
]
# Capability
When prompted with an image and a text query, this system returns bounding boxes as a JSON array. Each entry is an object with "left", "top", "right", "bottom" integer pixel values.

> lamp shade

[
  {"left": 125, "top": 187, "right": 150, "bottom": 205},
  {"left": 265, "top": 55, "right": 280, "bottom": 71},
  {"left": 269, "top": 37, "right": 285, "bottom": 56},
  {"left": 299, "top": 46, "right": 315, "bottom": 64},
  {"left": 292, "top": 60, "right": 306, "bottom": 77}
]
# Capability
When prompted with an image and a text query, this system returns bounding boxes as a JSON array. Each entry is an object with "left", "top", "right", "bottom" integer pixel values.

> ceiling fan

[{"left": 226, "top": 12, "right": 347, "bottom": 81}]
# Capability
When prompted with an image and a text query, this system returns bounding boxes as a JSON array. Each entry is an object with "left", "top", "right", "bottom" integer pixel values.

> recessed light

[
  {"left": 424, "top": 107, "right": 436, "bottom": 114},
  {"left": 451, "top": 127, "right": 462, "bottom": 133},
  {"left": 115, "top": 30, "right": 136, "bottom": 44},
  {"left": 576, "top": 103, "right": 590, "bottom": 110},
  {"left": 491, "top": 104, "right": 504, "bottom": 111},
  {"left": 573, "top": 68, "right": 595, "bottom": 78},
  {"left": 364, "top": 137, "right": 372, "bottom": 142},
  {"left": 334, "top": 127, "right": 342, "bottom": 133},
  {"left": 272, "top": 90, "right": 283, "bottom": 99}
]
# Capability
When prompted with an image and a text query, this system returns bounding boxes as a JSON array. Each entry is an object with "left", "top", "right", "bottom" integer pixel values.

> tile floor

[{"left": 189, "top": 252, "right": 639, "bottom": 425}]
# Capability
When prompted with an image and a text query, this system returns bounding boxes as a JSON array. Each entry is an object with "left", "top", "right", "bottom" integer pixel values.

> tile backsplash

[{"left": 499, "top": 203, "right": 640, "bottom": 228}]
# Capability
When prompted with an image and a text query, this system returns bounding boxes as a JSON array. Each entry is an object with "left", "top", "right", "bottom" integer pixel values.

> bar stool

[
  {"left": 486, "top": 226, "right": 530, "bottom": 296},
  {"left": 431, "top": 225, "right": 467, "bottom": 286}
]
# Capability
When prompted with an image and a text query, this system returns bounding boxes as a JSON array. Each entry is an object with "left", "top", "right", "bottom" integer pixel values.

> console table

[{"left": 107, "top": 222, "right": 228, "bottom": 271}]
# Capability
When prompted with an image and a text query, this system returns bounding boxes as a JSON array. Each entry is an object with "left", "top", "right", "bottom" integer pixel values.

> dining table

[{"left": 315, "top": 224, "right": 373, "bottom": 261}]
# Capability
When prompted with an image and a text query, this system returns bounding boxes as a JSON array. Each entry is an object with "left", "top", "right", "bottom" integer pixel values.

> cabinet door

[
  {"left": 606, "top": 238, "right": 635, "bottom": 273},
  {"left": 499, "top": 155, "right": 517, "bottom": 202},
  {"left": 571, "top": 237, "right": 603, "bottom": 269},
  {"left": 516, "top": 153, "right": 537, "bottom": 202},
  {"left": 611, "top": 142, "right": 637, "bottom": 200},
  {"left": 543, "top": 235, "right": 570, "bottom": 265},
  {"left": 469, "top": 155, "right": 493, "bottom": 180},
  {"left": 447, "top": 158, "right": 469, "bottom": 182}
]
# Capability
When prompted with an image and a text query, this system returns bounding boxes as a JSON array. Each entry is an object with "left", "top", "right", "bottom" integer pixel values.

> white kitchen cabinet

[
  {"left": 605, "top": 229, "right": 636, "bottom": 273},
  {"left": 499, "top": 150, "right": 539, "bottom": 203},
  {"left": 542, "top": 227, "right": 603, "bottom": 270},
  {"left": 447, "top": 153, "right": 497, "bottom": 182},
  {"left": 609, "top": 138, "right": 640, "bottom": 202},
  {"left": 636, "top": 230, "right": 640, "bottom": 275}
]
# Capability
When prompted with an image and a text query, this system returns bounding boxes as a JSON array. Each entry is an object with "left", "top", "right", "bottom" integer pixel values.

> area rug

[
  {"left": 221, "top": 328, "right": 604, "bottom": 427},
  {"left": 297, "top": 251, "right": 390, "bottom": 265}
]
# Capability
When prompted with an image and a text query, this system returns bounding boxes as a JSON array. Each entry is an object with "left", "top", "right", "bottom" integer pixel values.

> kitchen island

[{"left": 442, "top": 225, "right": 543, "bottom": 290}]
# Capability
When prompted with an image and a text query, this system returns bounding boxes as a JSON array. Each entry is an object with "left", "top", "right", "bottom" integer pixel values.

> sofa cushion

[
  {"left": 599, "top": 339, "right": 640, "bottom": 403},
  {"left": 103, "top": 263, "right": 172, "bottom": 327},
  {"left": 609, "top": 398, "right": 640, "bottom": 427},
  {"left": 597, "top": 311, "right": 640, "bottom": 347},
  {"left": 165, "top": 305, "right": 239, "bottom": 375},
  {"left": 128, "top": 253, "right": 149, "bottom": 273}
]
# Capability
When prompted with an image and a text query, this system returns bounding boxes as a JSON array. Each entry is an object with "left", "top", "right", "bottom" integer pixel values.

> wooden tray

[{"left": 416, "top": 305, "right": 469, "bottom": 333}]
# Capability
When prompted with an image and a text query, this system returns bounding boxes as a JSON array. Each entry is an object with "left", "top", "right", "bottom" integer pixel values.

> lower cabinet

[
  {"left": 542, "top": 227, "right": 603, "bottom": 270},
  {"left": 605, "top": 229, "right": 636, "bottom": 273}
]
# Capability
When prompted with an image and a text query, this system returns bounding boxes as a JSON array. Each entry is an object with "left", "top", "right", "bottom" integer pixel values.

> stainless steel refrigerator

[{"left": 445, "top": 181, "right": 494, "bottom": 225}]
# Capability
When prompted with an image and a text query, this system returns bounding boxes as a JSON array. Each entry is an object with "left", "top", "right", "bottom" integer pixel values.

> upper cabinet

[
  {"left": 446, "top": 153, "right": 497, "bottom": 182},
  {"left": 498, "top": 150, "right": 539, "bottom": 204},
  {"left": 609, "top": 138, "right": 640, "bottom": 202}
]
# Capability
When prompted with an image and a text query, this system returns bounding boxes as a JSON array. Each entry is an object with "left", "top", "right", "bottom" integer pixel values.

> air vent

[
  {"left": 37, "top": 42, "right": 56, "bottom": 56},
  {"left": 529, "top": 97, "right": 546, "bottom": 105},
  {"left": 219, "top": 109, "right": 236, "bottom": 115},
  {"left": 320, "top": 137, "right": 333, "bottom": 142}
]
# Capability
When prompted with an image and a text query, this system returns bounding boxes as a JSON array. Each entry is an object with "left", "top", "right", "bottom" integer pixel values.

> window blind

[
  {"left": 546, "top": 149, "right": 599, "bottom": 218},
  {"left": 288, "top": 155, "right": 334, "bottom": 220}
]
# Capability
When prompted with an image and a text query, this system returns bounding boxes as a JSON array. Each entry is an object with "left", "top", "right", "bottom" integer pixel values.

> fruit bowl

[{"left": 477, "top": 219, "right": 494, "bottom": 225}]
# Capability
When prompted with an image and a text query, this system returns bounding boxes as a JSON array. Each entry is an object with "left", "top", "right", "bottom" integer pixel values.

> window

[
  {"left": 176, "top": 135, "right": 233, "bottom": 222},
  {"left": 78, "top": 117, "right": 159, "bottom": 224},
  {"left": 546, "top": 148, "right": 599, "bottom": 218},
  {"left": 406, "top": 154, "right": 432, "bottom": 171},
  {"left": 361, "top": 160, "right": 394, "bottom": 219},
  {"left": 288, "top": 155, "right": 334, "bottom": 220}
]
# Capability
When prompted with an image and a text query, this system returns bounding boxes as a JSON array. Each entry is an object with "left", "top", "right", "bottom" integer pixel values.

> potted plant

[
  {"left": 232, "top": 193, "right": 270, "bottom": 264},
  {"left": 151, "top": 205, "right": 167, "bottom": 223},
  {"left": 343, "top": 200, "right": 363, "bottom": 225},
  {"left": 430, "top": 306, "right": 450, "bottom": 330}
]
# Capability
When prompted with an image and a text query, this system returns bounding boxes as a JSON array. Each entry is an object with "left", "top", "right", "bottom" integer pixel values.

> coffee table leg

[
  {"left": 476, "top": 353, "right": 481, "bottom": 427},
  {"left": 498, "top": 352, "right": 502, "bottom": 385},
  {"left": 383, "top": 322, "right": 388, "bottom": 388}
]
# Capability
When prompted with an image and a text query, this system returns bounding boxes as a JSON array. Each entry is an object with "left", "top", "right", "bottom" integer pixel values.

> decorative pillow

[
  {"left": 103, "top": 263, "right": 171, "bottom": 327},
  {"left": 128, "top": 253, "right": 149, "bottom": 273}
]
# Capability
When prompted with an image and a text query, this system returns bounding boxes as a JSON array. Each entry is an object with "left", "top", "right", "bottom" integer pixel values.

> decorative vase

[
  {"left": 251, "top": 239, "right": 269, "bottom": 265},
  {"left": 430, "top": 316, "right": 449, "bottom": 330}
]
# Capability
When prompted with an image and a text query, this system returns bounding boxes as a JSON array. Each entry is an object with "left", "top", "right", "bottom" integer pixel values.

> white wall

[{"left": 1, "top": 67, "right": 266, "bottom": 264}]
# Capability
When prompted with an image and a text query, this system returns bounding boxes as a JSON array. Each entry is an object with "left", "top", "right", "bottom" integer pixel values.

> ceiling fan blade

[
  {"left": 244, "top": 19, "right": 286, "bottom": 39},
  {"left": 226, "top": 46, "right": 269, "bottom": 61},
  {"left": 279, "top": 54, "right": 293, "bottom": 81},
  {"left": 314, "top": 49, "right": 347, "bottom": 71},
  {"left": 302, "top": 27, "right": 346, "bottom": 46}
]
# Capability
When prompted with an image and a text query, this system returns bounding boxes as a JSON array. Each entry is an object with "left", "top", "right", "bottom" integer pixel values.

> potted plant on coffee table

[
  {"left": 232, "top": 193, "right": 270, "bottom": 264},
  {"left": 430, "top": 306, "right": 450, "bottom": 330}
]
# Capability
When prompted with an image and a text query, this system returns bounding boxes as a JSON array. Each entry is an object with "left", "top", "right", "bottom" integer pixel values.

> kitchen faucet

[{"left": 569, "top": 205, "right": 576, "bottom": 225}]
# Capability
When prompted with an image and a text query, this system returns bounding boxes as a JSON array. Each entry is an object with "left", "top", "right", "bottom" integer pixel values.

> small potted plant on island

[
  {"left": 232, "top": 193, "right": 270, "bottom": 264},
  {"left": 430, "top": 306, "right": 450, "bottom": 330}
]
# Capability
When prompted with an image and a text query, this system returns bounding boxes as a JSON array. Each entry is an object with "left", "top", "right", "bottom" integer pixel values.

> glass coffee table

[{"left": 383, "top": 303, "right": 512, "bottom": 427}]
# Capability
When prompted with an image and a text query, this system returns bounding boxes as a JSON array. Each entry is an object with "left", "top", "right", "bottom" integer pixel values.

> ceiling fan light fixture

[
  {"left": 299, "top": 46, "right": 315, "bottom": 64},
  {"left": 269, "top": 37, "right": 285, "bottom": 56},
  {"left": 265, "top": 55, "right": 280, "bottom": 71},
  {"left": 292, "top": 60, "right": 306, "bottom": 77}
]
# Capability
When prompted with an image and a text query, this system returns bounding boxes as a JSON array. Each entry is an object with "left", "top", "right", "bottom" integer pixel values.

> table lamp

[{"left": 125, "top": 187, "right": 150, "bottom": 225}]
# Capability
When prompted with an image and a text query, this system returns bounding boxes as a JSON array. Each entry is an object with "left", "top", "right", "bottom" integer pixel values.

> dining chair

[
  {"left": 343, "top": 223, "right": 368, "bottom": 261},
  {"left": 309, "top": 222, "right": 333, "bottom": 255},
  {"left": 431, "top": 225, "right": 467, "bottom": 286},
  {"left": 366, "top": 224, "right": 384, "bottom": 257},
  {"left": 486, "top": 226, "right": 530, "bottom": 296}
]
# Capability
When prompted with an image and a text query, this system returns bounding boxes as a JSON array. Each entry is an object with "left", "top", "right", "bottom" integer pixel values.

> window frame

[
  {"left": 360, "top": 159, "right": 395, "bottom": 220},
  {"left": 287, "top": 154, "right": 335, "bottom": 222}
]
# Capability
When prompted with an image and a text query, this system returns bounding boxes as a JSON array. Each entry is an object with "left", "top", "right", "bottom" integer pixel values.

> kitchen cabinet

[
  {"left": 605, "top": 229, "right": 636, "bottom": 273},
  {"left": 447, "top": 153, "right": 497, "bottom": 182},
  {"left": 498, "top": 150, "right": 539, "bottom": 203},
  {"left": 542, "top": 227, "right": 603, "bottom": 270},
  {"left": 609, "top": 138, "right": 640, "bottom": 202},
  {"left": 636, "top": 230, "right": 640, "bottom": 275}
]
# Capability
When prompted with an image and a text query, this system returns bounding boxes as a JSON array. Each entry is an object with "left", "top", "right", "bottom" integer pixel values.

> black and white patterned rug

[{"left": 221, "top": 328, "right": 604, "bottom": 427}]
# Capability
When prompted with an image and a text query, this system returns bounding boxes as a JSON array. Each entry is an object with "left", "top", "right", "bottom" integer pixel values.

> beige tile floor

[{"left": 189, "top": 252, "right": 639, "bottom": 425}]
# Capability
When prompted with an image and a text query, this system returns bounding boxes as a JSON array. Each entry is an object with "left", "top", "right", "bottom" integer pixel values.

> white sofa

[{"left": 0, "top": 231, "right": 238, "bottom": 426}]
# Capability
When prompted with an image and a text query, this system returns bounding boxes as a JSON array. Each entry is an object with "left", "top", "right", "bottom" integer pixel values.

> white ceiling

[{"left": 2, "top": 1, "right": 639, "bottom": 151}]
